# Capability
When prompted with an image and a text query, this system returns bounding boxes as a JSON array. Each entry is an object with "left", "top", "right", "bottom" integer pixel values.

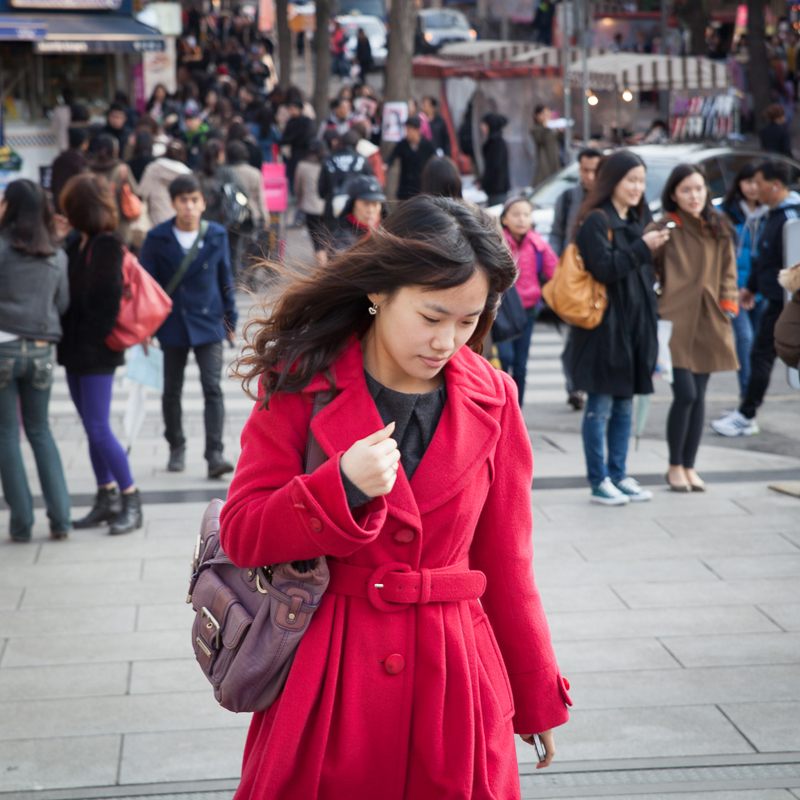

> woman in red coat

[{"left": 222, "top": 195, "right": 571, "bottom": 800}]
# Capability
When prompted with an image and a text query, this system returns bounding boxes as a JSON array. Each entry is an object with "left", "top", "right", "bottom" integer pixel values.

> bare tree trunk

[
  {"left": 683, "top": 0, "right": 707, "bottom": 56},
  {"left": 747, "top": 0, "right": 770, "bottom": 128},
  {"left": 314, "top": 0, "right": 332, "bottom": 122},
  {"left": 384, "top": 0, "right": 416, "bottom": 106},
  {"left": 276, "top": 0, "right": 292, "bottom": 89}
]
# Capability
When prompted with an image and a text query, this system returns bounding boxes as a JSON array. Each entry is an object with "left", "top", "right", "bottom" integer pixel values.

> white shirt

[{"left": 172, "top": 226, "right": 201, "bottom": 252}]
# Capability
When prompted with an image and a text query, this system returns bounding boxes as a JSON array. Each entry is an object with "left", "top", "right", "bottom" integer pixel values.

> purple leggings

[{"left": 67, "top": 372, "right": 135, "bottom": 491}]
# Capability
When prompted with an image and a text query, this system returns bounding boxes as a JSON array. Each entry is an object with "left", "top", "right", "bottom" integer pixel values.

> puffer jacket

[
  {"left": 503, "top": 227, "right": 558, "bottom": 309},
  {"left": 139, "top": 157, "right": 193, "bottom": 226}
]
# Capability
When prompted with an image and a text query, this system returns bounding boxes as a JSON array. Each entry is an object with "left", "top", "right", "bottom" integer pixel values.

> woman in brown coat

[{"left": 649, "top": 164, "right": 739, "bottom": 492}]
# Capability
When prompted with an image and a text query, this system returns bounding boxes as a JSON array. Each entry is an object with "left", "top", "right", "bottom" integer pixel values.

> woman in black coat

[
  {"left": 356, "top": 28, "right": 374, "bottom": 77},
  {"left": 759, "top": 102, "right": 793, "bottom": 157},
  {"left": 565, "top": 150, "right": 669, "bottom": 506},
  {"left": 480, "top": 113, "right": 510, "bottom": 206},
  {"left": 58, "top": 173, "right": 142, "bottom": 535}
]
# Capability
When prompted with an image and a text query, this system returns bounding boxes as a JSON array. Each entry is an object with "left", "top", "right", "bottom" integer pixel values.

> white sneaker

[
  {"left": 711, "top": 410, "right": 760, "bottom": 437},
  {"left": 591, "top": 477, "right": 630, "bottom": 506},
  {"left": 615, "top": 476, "right": 653, "bottom": 503}
]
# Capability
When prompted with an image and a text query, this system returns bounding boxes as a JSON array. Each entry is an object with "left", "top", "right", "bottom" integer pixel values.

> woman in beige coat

[{"left": 649, "top": 164, "right": 739, "bottom": 492}]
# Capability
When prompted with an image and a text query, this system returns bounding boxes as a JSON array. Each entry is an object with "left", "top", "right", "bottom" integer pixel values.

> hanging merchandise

[{"left": 669, "top": 90, "right": 738, "bottom": 143}]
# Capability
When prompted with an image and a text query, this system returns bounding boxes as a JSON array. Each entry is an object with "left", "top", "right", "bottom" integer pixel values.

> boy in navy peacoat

[{"left": 139, "top": 176, "right": 238, "bottom": 478}]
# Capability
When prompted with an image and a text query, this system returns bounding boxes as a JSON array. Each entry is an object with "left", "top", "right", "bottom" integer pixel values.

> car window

[
  {"left": 528, "top": 165, "right": 580, "bottom": 208},
  {"left": 721, "top": 153, "right": 764, "bottom": 187},
  {"left": 423, "top": 11, "right": 468, "bottom": 29},
  {"left": 642, "top": 162, "right": 673, "bottom": 204},
  {"left": 698, "top": 157, "right": 726, "bottom": 199}
]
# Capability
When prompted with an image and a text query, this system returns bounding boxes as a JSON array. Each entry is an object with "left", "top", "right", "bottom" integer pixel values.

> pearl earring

[{"left": 368, "top": 303, "right": 378, "bottom": 316}]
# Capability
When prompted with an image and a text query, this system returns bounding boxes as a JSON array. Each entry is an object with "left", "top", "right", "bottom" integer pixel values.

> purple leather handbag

[{"left": 186, "top": 395, "right": 331, "bottom": 713}]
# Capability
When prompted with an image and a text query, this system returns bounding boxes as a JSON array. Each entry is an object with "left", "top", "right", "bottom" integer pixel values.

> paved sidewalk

[{"left": 1, "top": 288, "right": 799, "bottom": 798}]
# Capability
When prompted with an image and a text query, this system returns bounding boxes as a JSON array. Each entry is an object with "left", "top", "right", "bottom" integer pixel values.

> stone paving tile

[
  {"left": 553, "top": 638, "right": 681, "bottom": 673},
  {"left": 532, "top": 520, "right": 669, "bottom": 542},
  {"left": 565, "top": 664, "right": 800, "bottom": 709},
  {"left": 35, "top": 536, "right": 192, "bottom": 564},
  {"left": 119, "top": 727, "right": 248, "bottom": 784},
  {"left": 137, "top": 603, "right": 192, "bottom": 632},
  {"left": 0, "top": 588, "right": 22, "bottom": 611},
  {"left": 142, "top": 557, "right": 195, "bottom": 583},
  {"left": 533, "top": 559, "right": 719, "bottom": 586},
  {"left": 527, "top": 541, "right": 587, "bottom": 562},
  {"left": 784, "top": 530, "right": 800, "bottom": 548},
  {"left": 0, "top": 692, "right": 247, "bottom": 740},
  {"left": 0, "top": 734, "right": 121, "bottom": 792},
  {"left": 728, "top": 495, "right": 800, "bottom": 516},
  {"left": 0, "top": 606, "right": 136, "bottom": 638},
  {"left": 720, "top": 701, "right": 800, "bottom": 752},
  {"left": 549, "top": 606, "right": 781, "bottom": 642},
  {"left": 529, "top": 706, "right": 754, "bottom": 762},
  {"left": 0, "top": 560, "right": 146, "bottom": 588},
  {"left": 0, "top": 663, "right": 129, "bottom": 702},
  {"left": 759, "top": 603, "right": 800, "bottom": 631},
  {"left": 611, "top": 578, "right": 800, "bottom": 609},
  {"left": 702, "top": 555, "right": 800, "bottom": 580},
  {"left": 0, "top": 541, "right": 40, "bottom": 565},
  {"left": 21, "top": 580, "right": 187, "bottom": 609},
  {"left": 659, "top": 632, "right": 800, "bottom": 667},
  {"left": 1, "top": 630, "right": 192, "bottom": 667},
  {"left": 574, "top": 533, "right": 799, "bottom": 562},
  {"left": 538, "top": 584, "right": 627, "bottom": 614},
  {"left": 656, "top": 514, "right": 800, "bottom": 537},
  {"left": 129, "top": 659, "right": 207, "bottom": 695}
]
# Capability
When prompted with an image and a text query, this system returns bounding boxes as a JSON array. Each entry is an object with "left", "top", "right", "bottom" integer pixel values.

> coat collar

[{"left": 304, "top": 335, "right": 503, "bottom": 522}]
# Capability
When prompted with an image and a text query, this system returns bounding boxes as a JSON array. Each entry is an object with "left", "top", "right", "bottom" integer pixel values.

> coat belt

[{"left": 326, "top": 559, "right": 486, "bottom": 613}]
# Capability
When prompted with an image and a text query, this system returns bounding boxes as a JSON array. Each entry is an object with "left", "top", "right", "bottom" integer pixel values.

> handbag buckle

[{"left": 201, "top": 607, "right": 221, "bottom": 649}]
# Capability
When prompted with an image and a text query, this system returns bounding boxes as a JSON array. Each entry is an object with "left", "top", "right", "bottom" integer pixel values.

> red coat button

[
  {"left": 384, "top": 654, "right": 404, "bottom": 675},
  {"left": 393, "top": 528, "right": 415, "bottom": 544},
  {"left": 563, "top": 678, "right": 570, "bottom": 691},
  {"left": 309, "top": 518, "right": 323, "bottom": 532}
]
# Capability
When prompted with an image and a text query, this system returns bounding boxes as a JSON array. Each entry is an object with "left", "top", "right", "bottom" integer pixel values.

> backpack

[
  {"left": 541, "top": 214, "right": 611, "bottom": 330},
  {"left": 220, "top": 180, "right": 252, "bottom": 231}
]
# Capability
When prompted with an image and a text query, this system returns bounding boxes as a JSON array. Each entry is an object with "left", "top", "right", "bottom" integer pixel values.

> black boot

[
  {"left": 207, "top": 451, "right": 234, "bottom": 478},
  {"left": 109, "top": 489, "right": 143, "bottom": 535},
  {"left": 73, "top": 487, "right": 122, "bottom": 529},
  {"left": 167, "top": 447, "right": 186, "bottom": 472}
]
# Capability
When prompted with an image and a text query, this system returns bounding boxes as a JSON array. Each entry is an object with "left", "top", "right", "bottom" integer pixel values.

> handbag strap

[
  {"left": 304, "top": 392, "right": 332, "bottom": 474},
  {"left": 165, "top": 219, "right": 209, "bottom": 296}
]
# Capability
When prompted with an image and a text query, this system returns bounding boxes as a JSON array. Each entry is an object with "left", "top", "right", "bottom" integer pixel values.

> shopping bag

[{"left": 126, "top": 343, "right": 164, "bottom": 392}]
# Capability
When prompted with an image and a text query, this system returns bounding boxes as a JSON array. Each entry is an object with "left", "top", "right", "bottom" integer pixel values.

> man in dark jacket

[
  {"left": 281, "top": 99, "right": 316, "bottom": 189},
  {"left": 101, "top": 102, "right": 133, "bottom": 156},
  {"left": 318, "top": 128, "right": 373, "bottom": 227},
  {"left": 50, "top": 127, "right": 90, "bottom": 213},
  {"left": 139, "top": 174, "right": 238, "bottom": 478},
  {"left": 422, "top": 96, "right": 451, "bottom": 157},
  {"left": 712, "top": 160, "right": 800, "bottom": 436},
  {"left": 386, "top": 116, "right": 436, "bottom": 201},
  {"left": 479, "top": 113, "right": 510, "bottom": 206}
]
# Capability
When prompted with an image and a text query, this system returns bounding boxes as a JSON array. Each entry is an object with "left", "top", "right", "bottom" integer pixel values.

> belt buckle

[{"left": 367, "top": 562, "right": 412, "bottom": 613}]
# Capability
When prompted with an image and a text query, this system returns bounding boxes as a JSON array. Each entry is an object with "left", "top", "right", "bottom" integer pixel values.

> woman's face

[
  {"left": 367, "top": 271, "right": 489, "bottom": 393},
  {"left": 206, "top": 90, "right": 218, "bottom": 108},
  {"left": 155, "top": 86, "right": 166, "bottom": 102},
  {"left": 352, "top": 198, "right": 382, "bottom": 228},
  {"left": 611, "top": 165, "right": 646, "bottom": 210},
  {"left": 740, "top": 176, "right": 760, "bottom": 204},
  {"left": 502, "top": 201, "right": 532, "bottom": 239},
  {"left": 672, "top": 171, "right": 707, "bottom": 218}
]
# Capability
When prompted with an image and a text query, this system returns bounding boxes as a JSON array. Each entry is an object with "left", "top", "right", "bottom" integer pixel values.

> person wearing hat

[
  {"left": 178, "top": 106, "right": 215, "bottom": 171},
  {"left": 386, "top": 115, "right": 437, "bottom": 201},
  {"left": 331, "top": 175, "right": 386, "bottom": 251},
  {"left": 280, "top": 98, "right": 316, "bottom": 191},
  {"left": 480, "top": 113, "right": 511, "bottom": 206}
]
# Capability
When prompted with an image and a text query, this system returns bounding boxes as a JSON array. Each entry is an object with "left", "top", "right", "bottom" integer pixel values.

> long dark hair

[
  {"left": 421, "top": 157, "right": 463, "bottom": 199},
  {"left": 661, "top": 163, "right": 733, "bottom": 239},
  {"left": 723, "top": 160, "right": 763, "bottom": 207},
  {"left": 201, "top": 138, "right": 224, "bottom": 177},
  {"left": 573, "top": 150, "right": 647, "bottom": 232},
  {"left": 0, "top": 179, "right": 56, "bottom": 257},
  {"left": 234, "top": 195, "right": 517, "bottom": 406}
]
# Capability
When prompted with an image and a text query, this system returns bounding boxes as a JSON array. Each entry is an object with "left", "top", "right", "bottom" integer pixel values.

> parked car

[
  {"left": 486, "top": 145, "right": 800, "bottom": 241},
  {"left": 335, "top": 0, "right": 387, "bottom": 21},
  {"left": 337, "top": 14, "right": 388, "bottom": 68},
  {"left": 415, "top": 9, "right": 476, "bottom": 55}
]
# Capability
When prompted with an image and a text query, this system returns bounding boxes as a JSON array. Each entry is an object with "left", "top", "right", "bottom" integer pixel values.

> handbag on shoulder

[
  {"left": 187, "top": 394, "right": 332, "bottom": 713},
  {"left": 542, "top": 217, "right": 611, "bottom": 330},
  {"left": 110, "top": 164, "right": 143, "bottom": 221}
]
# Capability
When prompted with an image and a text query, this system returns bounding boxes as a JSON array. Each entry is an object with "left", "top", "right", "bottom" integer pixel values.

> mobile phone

[
  {"left": 665, "top": 221, "right": 677, "bottom": 229},
  {"left": 532, "top": 733, "right": 547, "bottom": 762}
]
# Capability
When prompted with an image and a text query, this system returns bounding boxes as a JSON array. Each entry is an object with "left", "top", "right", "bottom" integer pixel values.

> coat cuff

[
  {"left": 629, "top": 238, "right": 651, "bottom": 268},
  {"left": 720, "top": 299, "right": 739, "bottom": 316},
  {"left": 290, "top": 454, "right": 388, "bottom": 556},
  {"left": 509, "top": 662, "right": 571, "bottom": 735}
]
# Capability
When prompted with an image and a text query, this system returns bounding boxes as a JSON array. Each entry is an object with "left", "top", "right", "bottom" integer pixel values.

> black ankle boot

[
  {"left": 73, "top": 487, "right": 122, "bottom": 529},
  {"left": 109, "top": 489, "right": 143, "bottom": 535}
]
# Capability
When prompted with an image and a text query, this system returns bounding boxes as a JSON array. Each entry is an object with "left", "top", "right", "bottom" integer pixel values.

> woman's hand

[
  {"left": 520, "top": 729, "right": 555, "bottom": 769},
  {"left": 642, "top": 229, "right": 670, "bottom": 251},
  {"left": 340, "top": 422, "right": 400, "bottom": 497},
  {"left": 739, "top": 287, "right": 756, "bottom": 310}
]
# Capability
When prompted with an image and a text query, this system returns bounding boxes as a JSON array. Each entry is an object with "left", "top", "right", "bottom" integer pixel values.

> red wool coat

[{"left": 220, "top": 336, "right": 571, "bottom": 800}]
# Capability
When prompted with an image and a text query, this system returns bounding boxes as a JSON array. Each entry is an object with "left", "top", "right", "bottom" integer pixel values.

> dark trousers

[
  {"left": 740, "top": 299, "right": 784, "bottom": 419},
  {"left": 667, "top": 369, "right": 710, "bottom": 468},
  {"left": 162, "top": 341, "right": 225, "bottom": 459},
  {"left": 496, "top": 312, "right": 535, "bottom": 405}
]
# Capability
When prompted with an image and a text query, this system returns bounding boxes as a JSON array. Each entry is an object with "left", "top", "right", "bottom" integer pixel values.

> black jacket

[
  {"left": 50, "top": 148, "right": 89, "bottom": 213},
  {"left": 747, "top": 195, "right": 800, "bottom": 301},
  {"left": 318, "top": 147, "right": 373, "bottom": 222},
  {"left": 387, "top": 138, "right": 436, "bottom": 200},
  {"left": 481, "top": 136, "right": 510, "bottom": 197},
  {"left": 281, "top": 115, "right": 316, "bottom": 165},
  {"left": 58, "top": 233, "right": 125, "bottom": 375},
  {"left": 356, "top": 37, "right": 374, "bottom": 73},
  {"left": 759, "top": 122, "right": 793, "bottom": 157},
  {"left": 429, "top": 114, "right": 451, "bottom": 157},
  {"left": 565, "top": 200, "right": 658, "bottom": 397}
]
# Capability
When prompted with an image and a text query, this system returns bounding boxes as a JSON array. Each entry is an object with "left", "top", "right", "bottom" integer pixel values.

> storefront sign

[
  {"left": 33, "top": 37, "right": 164, "bottom": 53},
  {"left": 0, "top": 18, "right": 46, "bottom": 39},
  {"left": 11, "top": 0, "right": 123, "bottom": 8},
  {"left": 142, "top": 37, "right": 177, "bottom": 97}
]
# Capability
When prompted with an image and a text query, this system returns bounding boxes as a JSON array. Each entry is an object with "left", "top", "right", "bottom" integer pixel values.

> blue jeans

[
  {"left": 496, "top": 313, "right": 535, "bottom": 404},
  {"left": 582, "top": 394, "right": 633, "bottom": 488},
  {"left": 730, "top": 310, "right": 753, "bottom": 396},
  {"left": 0, "top": 340, "right": 71, "bottom": 540}
]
